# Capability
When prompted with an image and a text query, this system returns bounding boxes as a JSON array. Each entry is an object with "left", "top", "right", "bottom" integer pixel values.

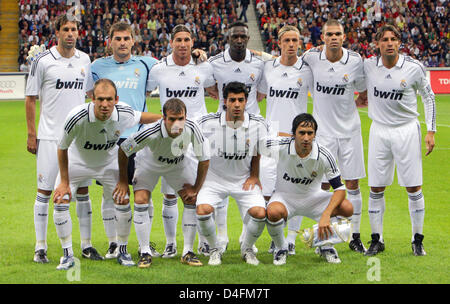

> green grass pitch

[{"left": 0, "top": 95, "right": 449, "bottom": 284}]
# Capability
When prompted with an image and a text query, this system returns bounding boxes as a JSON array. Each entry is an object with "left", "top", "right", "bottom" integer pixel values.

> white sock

[
  {"left": 197, "top": 213, "right": 217, "bottom": 249},
  {"left": 34, "top": 192, "right": 50, "bottom": 251},
  {"left": 241, "top": 214, "right": 266, "bottom": 253},
  {"left": 148, "top": 199, "right": 154, "bottom": 232},
  {"left": 134, "top": 204, "right": 151, "bottom": 254},
  {"left": 102, "top": 195, "right": 117, "bottom": 245},
  {"left": 76, "top": 194, "right": 92, "bottom": 250},
  {"left": 348, "top": 188, "right": 363, "bottom": 235},
  {"left": 215, "top": 197, "right": 229, "bottom": 245},
  {"left": 115, "top": 203, "right": 132, "bottom": 246},
  {"left": 368, "top": 191, "right": 385, "bottom": 242},
  {"left": 182, "top": 203, "right": 197, "bottom": 256},
  {"left": 54, "top": 203, "right": 72, "bottom": 251},
  {"left": 408, "top": 190, "right": 425, "bottom": 241},
  {"left": 286, "top": 216, "right": 302, "bottom": 244},
  {"left": 162, "top": 197, "right": 178, "bottom": 246},
  {"left": 266, "top": 218, "right": 287, "bottom": 251}
]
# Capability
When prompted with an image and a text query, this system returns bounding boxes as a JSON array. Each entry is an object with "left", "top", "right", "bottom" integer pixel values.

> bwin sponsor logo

[
  {"left": 269, "top": 87, "right": 300, "bottom": 99},
  {"left": 166, "top": 87, "right": 198, "bottom": 98},
  {"left": 83, "top": 140, "right": 117, "bottom": 150},
  {"left": 218, "top": 148, "right": 248, "bottom": 160},
  {"left": 373, "top": 87, "right": 404, "bottom": 100},
  {"left": 55, "top": 78, "right": 84, "bottom": 90},
  {"left": 114, "top": 78, "right": 139, "bottom": 89},
  {"left": 283, "top": 172, "right": 313, "bottom": 185},
  {"left": 158, "top": 154, "right": 185, "bottom": 164},
  {"left": 316, "top": 82, "right": 345, "bottom": 95}
]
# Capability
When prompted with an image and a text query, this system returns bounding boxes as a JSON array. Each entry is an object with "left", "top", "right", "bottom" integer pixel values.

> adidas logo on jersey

[
  {"left": 179, "top": 71, "right": 186, "bottom": 76},
  {"left": 282, "top": 172, "right": 313, "bottom": 185},
  {"left": 385, "top": 74, "right": 392, "bottom": 79},
  {"left": 373, "top": 87, "right": 404, "bottom": 101},
  {"left": 234, "top": 68, "right": 242, "bottom": 73},
  {"left": 166, "top": 87, "right": 198, "bottom": 98},
  {"left": 99, "top": 129, "right": 107, "bottom": 133},
  {"left": 316, "top": 82, "right": 345, "bottom": 95},
  {"left": 83, "top": 140, "right": 116, "bottom": 151},
  {"left": 55, "top": 79, "right": 84, "bottom": 90},
  {"left": 281, "top": 72, "right": 288, "bottom": 78},
  {"left": 328, "top": 67, "right": 335, "bottom": 72},
  {"left": 269, "top": 87, "right": 300, "bottom": 99}
]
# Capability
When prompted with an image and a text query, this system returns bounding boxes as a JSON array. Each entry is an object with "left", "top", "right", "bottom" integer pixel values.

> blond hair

[{"left": 278, "top": 25, "right": 300, "bottom": 40}]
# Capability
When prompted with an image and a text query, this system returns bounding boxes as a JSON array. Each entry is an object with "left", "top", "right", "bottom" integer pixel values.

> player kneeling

[
  {"left": 53, "top": 79, "right": 160, "bottom": 270},
  {"left": 196, "top": 82, "right": 268, "bottom": 266},
  {"left": 264, "top": 113, "right": 353, "bottom": 265}
]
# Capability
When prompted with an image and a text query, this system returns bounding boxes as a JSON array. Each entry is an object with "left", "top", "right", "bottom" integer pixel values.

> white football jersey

[
  {"left": 208, "top": 48, "right": 264, "bottom": 115},
  {"left": 59, "top": 102, "right": 141, "bottom": 168},
  {"left": 263, "top": 138, "right": 343, "bottom": 194},
  {"left": 302, "top": 47, "right": 366, "bottom": 138},
  {"left": 120, "top": 118, "right": 210, "bottom": 171},
  {"left": 147, "top": 54, "right": 216, "bottom": 119},
  {"left": 197, "top": 111, "right": 268, "bottom": 183},
  {"left": 26, "top": 46, "right": 94, "bottom": 140},
  {"left": 364, "top": 55, "right": 436, "bottom": 132},
  {"left": 258, "top": 57, "right": 313, "bottom": 134}
]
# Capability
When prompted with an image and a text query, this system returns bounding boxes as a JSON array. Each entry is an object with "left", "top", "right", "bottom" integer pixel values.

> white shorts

[
  {"left": 37, "top": 139, "right": 90, "bottom": 191},
  {"left": 160, "top": 148, "right": 197, "bottom": 196},
  {"left": 133, "top": 161, "right": 196, "bottom": 194},
  {"left": 55, "top": 161, "right": 114, "bottom": 198},
  {"left": 316, "top": 132, "right": 366, "bottom": 181},
  {"left": 197, "top": 174, "right": 266, "bottom": 216},
  {"left": 268, "top": 190, "right": 333, "bottom": 222},
  {"left": 260, "top": 155, "right": 277, "bottom": 197},
  {"left": 368, "top": 120, "right": 422, "bottom": 187}
]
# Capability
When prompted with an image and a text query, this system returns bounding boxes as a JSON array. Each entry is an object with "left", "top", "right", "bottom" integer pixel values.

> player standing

[
  {"left": 25, "top": 14, "right": 96, "bottom": 263},
  {"left": 208, "top": 21, "right": 265, "bottom": 251},
  {"left": 363, "top": 25, "right": 436, "bottom": 256},
  {"left": 257, "top": 25, "right": 314, "bottom": 255},
  {"left": 146, "top": 24, "right": 218, "bottom": 258},
  {"left": 197, "top": 82, "right": 268, "bottom": 266},
  {"left": 52, "top": 79, "right": 161, "bottom": 269},
  {"left": 302, "top": 19, "right": 368, "bottom": 253},
  {"left": 91, "top": 22, "right": 160, "bottom": 258},
  {"left": 115, "top": 98, "right": 211, "bottom": 267},
  {"left": 265, "top": 113, "right": 353, "bottom": 265}
]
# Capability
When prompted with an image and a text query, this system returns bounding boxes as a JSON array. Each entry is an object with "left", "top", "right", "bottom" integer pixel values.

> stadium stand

[
  {"left": 16, "top": 0, "right": 450, "bottom": 69},
  {"left": 18, "top": 0, "right": 240, "bottom": 70},
  {"left": 255, "top": 0, "right": 449, "bottom": 66}
]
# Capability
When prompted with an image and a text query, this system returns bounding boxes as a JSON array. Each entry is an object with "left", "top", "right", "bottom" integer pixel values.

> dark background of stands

[{"left": 17, "top": 0, "right": 449, "bottom": 72}]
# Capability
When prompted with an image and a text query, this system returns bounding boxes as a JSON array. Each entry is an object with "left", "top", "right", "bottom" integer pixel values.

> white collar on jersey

[
  {"left": 272, "top": 56, "right": 304, "bottom": 70},
  {"left": 220, "top": 111, "right": 250, "bottom": 129},
  {"left": 165, "top": 54, "right": 195, "bottom": 66},
  {"left": 50, "top": 46, "right": 81, "bottom": 59},
  {"left": 223, "top": 48, "right": 252, "bottom": 63},
  {"left": 376, "top": 54, "right": 405, "bottom": 68},
  {"left": 319, "top": 46, "right": 349, "bottom": 64},
  {"left": 87, "top": 102, "right": 119, "bottom": 123},
  {"left": 288, "top": 139, "right": 319, "bottom": 160}
]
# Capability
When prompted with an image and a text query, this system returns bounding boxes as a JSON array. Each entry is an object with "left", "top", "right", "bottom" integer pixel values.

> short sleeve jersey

[
  {"left": 208, "top": 48, "right": 264, "bottom": 115},
  {"left": 302, "top": 47, "right": 366, "bottom": 138},
  {"left": 197, "top": 111, "right": 268, "bottom": 182},
  {"left": 258, "top": 57, "right": 313, "bottom": 134},
  {"left": 59, "top": 102, "right": 141, "bottom": 168},
  {"left": 91, "top": 55, "right": 157, "bottom": 138},
  {"left": 26, "top": 46, "right": 94, "bottom": 140},
  {"left": 146, "top": 54, "right": 216, "bottom": 120}
]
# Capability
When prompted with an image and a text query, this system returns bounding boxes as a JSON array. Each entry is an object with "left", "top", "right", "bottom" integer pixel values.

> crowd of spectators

[
  {"left": 256, "top": 0, "right": 449, "bottom": 67},
  {"left": 18, "top": 0, "right": 240, "bottom": 72}
]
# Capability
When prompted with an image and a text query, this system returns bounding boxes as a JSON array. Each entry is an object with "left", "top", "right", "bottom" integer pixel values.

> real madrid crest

[
  {"left": 250, "top": 73, "right": 255, "bottom": 81},
  {"left": 80, "top": 68, "right": 85, "bottom": 77},
  {"left": 342, "top": 74, "right": 349, "bottom": 83},
  {"left": 297, "top": 78, "right": 303, "bottom": 87},
  {"left": 195, "top": 76, "right": 201, "bottom": 85},
  {"left": 400, "top": 79, "right": 407, "bottom": 88},
  {"left": 134, "top": 68, "right": 140, "bottom": 78}
]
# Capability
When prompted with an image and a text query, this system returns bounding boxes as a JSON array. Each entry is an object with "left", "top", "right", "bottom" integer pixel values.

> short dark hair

[
  {"left": 92, "top": 78, "right": 117, "bottom": 100},
  {"left": 322, "top": 19, "right": 343, "bottom": 33},
  {"left": 223, "top": 81, "right": 248, "bottom": 100},
  {"left": 55, "top": 14, "right": 79, "bottom": 31},
  {"left": 110, "top": 21, "right": 133, "bottom": 39},
  {"left": 375, "top": 24, "right": 401, "bottom": 41},
  {"left": 292, "top": 113, "right": 318, "bottom": 135},
  {"left": 171, "top": 24, "right": 192, "bottom": 39},
  {"left": 163, "top": 98, "right": 187, "bottom": 116}
]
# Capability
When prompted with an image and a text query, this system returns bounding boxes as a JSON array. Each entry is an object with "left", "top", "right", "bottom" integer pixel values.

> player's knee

[
  {"left": 371, "top": 186, "right": 386, "bottom": 193},
  {"left": 406, "top": 185, "right": 422, "bottom": 193},
  {"left": 345, "top": 179, "right": 359, "bottom": 190},
  {"left": 76, "top": 187, "right": 89, "bottom": 195},
  {"left": 248, "top": 206, "right": 266, "bottom": 219},
  {"left": 164, "top": 194, "right": 177, "bottom": 199},
  {"left": 321, "top": 183, "right": 331, "bottom": 191},
  {"left": 38, "top": 189, "right": 52, "bottom": 196},
  {"left": 196, "top": 204, "right": 214, "bottom": 215},
  {"left": 134, "top": 190, "right": 150, "bottom": 205},
  {"left": 339, "top": 199, "right": 353, "bottom": 217},
  {"left": 266, "top": 202, "right": 285, "bottom": 222}
]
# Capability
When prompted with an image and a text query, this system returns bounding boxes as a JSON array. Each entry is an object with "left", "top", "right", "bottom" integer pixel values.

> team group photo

[{"left": 0, "top": 0, "right": 449, "bottom": 285}]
